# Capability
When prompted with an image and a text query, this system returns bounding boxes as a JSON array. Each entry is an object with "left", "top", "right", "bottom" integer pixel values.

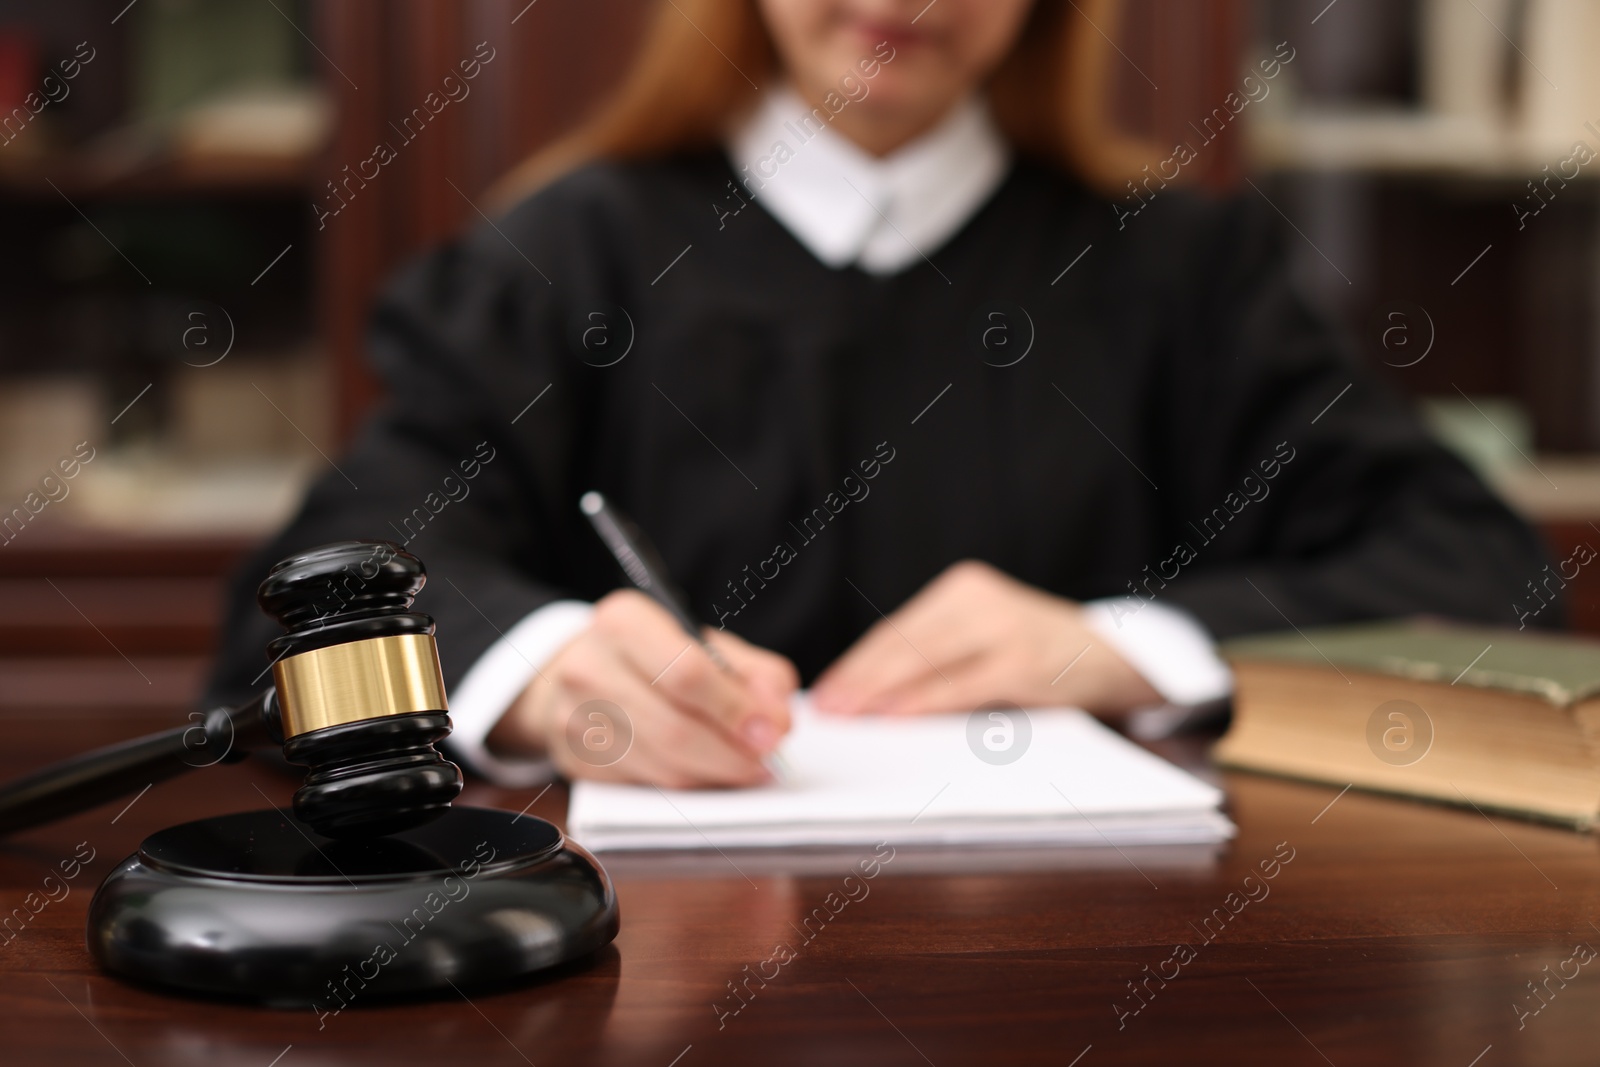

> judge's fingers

[
  {"left": 815, "top": 562, "right": 1021, "bottom": 713},
  {"left": 703, "top": 629, "right": 799, "bottom": 727},
  {"left": 810, "top": 618, "right": 921, "bottom": 713},
  {"left": 592, "top": 590, "right": 780, "bottom": 753},
  {"left": 547, "top": 643, "right": 769, "bottom": 788},
  {"left": 868, "top": 653, "right": 1010, "bottom": 718},
  {"left": 813, "top": 599, "right": 977, "bottom": 715},
  {"left": 619, "top": 680, "right": 771, "bottom": 789}
]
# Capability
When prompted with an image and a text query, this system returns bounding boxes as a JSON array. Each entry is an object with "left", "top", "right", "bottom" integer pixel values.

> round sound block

[{"left": 87, "top": 806, "right": 618, "bottom": 1006}]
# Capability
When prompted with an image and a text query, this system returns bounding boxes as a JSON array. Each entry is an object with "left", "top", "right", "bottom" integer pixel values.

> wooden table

[{"left": 2, "top": 703, "right": 1597, "bottom": 1067}]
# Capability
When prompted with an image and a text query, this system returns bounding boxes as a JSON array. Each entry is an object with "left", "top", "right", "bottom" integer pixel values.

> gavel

[{"left": 0, "top": 540, "right": 463, "bottom": 839}]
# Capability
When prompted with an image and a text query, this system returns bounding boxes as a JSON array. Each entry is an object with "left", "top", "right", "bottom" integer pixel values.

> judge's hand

[
  {"left": 811, "top": 560, "right": 1160, "bottom": 718},
  {"left": 487, "top": 590, "right": 799, "bottom": 788}
]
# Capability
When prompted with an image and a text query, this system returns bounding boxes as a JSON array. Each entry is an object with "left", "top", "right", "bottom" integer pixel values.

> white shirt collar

[{"left": 726, "top": 83, "right": 1011, "bottom": 275}]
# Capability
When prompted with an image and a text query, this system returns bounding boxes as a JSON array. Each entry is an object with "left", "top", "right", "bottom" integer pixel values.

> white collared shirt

[
  {"left": 443, "top": 91, "right": 1233, "bottom": 784},
  {"left": 726, "top": 83, "right": 1012, "bottom": 275}
]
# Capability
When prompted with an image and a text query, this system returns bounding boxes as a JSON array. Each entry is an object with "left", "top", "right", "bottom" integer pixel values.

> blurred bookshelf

[
  {"left": 0, "top": 0, "right": 667, "bottom": 684},
  {"left": 1241, "top": 0, "right": 1600, "bottom": 632},
  {"left": 0, "top": 0, "right": 328, "bottom": 560},
  {"left": 1246, "top": 0, "right": 1600, "bottom": 449}
]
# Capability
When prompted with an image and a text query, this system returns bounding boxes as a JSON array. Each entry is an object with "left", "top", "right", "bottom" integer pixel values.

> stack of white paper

[{"left": 567, "top": 699, "right": 1234, "bottom": 852}]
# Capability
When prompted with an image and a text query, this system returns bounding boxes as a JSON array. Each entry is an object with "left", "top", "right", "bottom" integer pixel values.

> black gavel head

[{"left": 256, "top": 541, "right": 463, "bottom": 839}]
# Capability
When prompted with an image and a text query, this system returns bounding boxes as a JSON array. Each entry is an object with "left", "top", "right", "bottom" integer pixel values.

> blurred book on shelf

[
  {"left": 0, "top": 348, "right": 327, "bottom": 538},
  {"left": 1422, "top": 396, "right": 1536, "bottom": 480},
  {"left": 0, "top": 28, "right": 39, "bottom": 142},
  {"left": 1509, "top": 0, "right": 1600, "bottom": 159},
  {"left": 168, "top": 86, "right": 330, "bottom": 167},
  {"left": 1488, "top": 458, "right": 1600, "bottom": 526},
  {"left": 0, "top": 376, "right": 101, "bottom": 501},
  {"left": 0, "top": 0, "right": 327, "bottom": 191},
  {"left": 1418, "top": 395, "right": 1600, "bottom": 523},
  {"left": 64, "top": 453, "right": 315, "bottom": 536},
  {"left": 127, "top": 0, "right": 328, "bottom": 179}
]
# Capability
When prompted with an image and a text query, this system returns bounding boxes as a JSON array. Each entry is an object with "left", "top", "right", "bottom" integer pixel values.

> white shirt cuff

[
  {"left": 1080, "top": 597, "right": 1233, "bottom": 707},
  {"left": 445, "top": 599, "right": 594, "bottom": 786}
]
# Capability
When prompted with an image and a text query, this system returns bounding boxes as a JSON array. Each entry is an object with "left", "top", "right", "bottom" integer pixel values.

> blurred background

[{"left": 2, "top": 0, "right": 1598, "bottom": 715}]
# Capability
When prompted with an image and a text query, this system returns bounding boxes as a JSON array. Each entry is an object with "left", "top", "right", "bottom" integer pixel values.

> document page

[{"left": 568, "top": 697, "right": 1234, "bottom": 851}]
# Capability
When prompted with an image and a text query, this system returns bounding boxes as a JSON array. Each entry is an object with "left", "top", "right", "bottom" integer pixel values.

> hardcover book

[{"left": 1217, "top": 620, "right": 1600, "bottom": 828}]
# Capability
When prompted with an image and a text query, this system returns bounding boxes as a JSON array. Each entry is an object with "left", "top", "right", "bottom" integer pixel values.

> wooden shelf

[
  {"left": 0, "top": 151, "right": 315, "bottom": 199},
  {"left": 1248, "top": 107, "right": 1600, "bottom": 181},
  {"left": 1490, "top": 457, "right": 1600, "bottom": 525}
]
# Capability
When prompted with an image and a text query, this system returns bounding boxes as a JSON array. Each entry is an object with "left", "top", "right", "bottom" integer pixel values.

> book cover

[{"left": 1221, "top": 620, "right": 1600, "bottom": 707}]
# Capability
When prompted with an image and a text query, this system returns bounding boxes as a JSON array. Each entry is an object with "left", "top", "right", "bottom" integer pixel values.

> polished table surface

[{"left": 2, "top": 703, "right": 1598, "bottom": 1067}]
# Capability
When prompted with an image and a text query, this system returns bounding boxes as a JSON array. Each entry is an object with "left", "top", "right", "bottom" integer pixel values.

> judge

[{"left": 208, "top": 0, "right": 1552, "bottom": 789}]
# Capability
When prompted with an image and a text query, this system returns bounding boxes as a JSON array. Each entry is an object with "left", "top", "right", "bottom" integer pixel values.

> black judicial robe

[{"left": 206, "top": 151, "right": 1554, "bottom": 706}]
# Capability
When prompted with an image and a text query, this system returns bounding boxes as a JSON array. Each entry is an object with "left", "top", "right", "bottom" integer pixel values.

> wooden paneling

[
  {"left": 1115, "top": 0, "right": 1248, "bottom": 191},
  {"left": 0, "top": 578, "right": 220, "bottom": 656},
  {"left": 314, "top": 0, "right": 653, "bottom": 440}
]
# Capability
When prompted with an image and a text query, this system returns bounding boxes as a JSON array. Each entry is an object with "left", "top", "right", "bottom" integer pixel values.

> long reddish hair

[{"left": 492, "top": 0, "right": 1151, "bottom": 206}]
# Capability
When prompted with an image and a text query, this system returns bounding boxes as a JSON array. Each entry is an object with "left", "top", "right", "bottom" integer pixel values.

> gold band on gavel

[{"left": 272, "top": 633, "right": 449, "bottom": 739}]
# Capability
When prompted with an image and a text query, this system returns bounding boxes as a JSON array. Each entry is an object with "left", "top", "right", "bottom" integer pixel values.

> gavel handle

[{"left": 0, "top": 692, "right": 276, "bottom": 837}]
